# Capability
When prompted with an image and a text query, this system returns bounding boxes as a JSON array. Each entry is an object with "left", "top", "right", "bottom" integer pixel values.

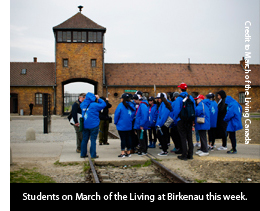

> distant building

[{"left": 10, "top": 8, "right": 260, "bottom": 115}]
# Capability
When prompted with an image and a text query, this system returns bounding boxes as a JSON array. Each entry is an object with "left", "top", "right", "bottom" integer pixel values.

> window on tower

[
  {"left": 97, "top": 32, "right": 102, "bottom": 42},
  {"left": 82, "top": 32, "right": 86, "bottom": 42},
  {"left": 57, "top": 31, "right": 62, "bottom": 42},
  {"left": 67, "top": 31, "right": 71, "bottom": 42},
  {"left": 56, "top": 31, "right": 103, "bottom": 43},
  {"left": 73, "top": 31, "right": 77, "bottom": 42}
]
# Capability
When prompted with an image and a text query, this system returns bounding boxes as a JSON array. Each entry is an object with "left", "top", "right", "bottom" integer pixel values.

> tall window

[
  {"left": 66, "top": 31, "right": 71, "bottom": 42},
  {"left": 97, "top": 32, "right": 102, "bottom": 42},
  {"left": 35, "top": 93, "right": 43, "bottom": 105},
  {"left": 63, "top": 59, "right": 68, "bottom": 67},
  {"left": 91, "top": 59, "right": 96, "bottom": 67},
  {"left": 239, "top": 92, "right": 245, "bottom": 104}
]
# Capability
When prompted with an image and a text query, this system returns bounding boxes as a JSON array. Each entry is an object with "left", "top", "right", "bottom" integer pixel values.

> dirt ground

[
  {"left": 10, "top": 158, "right": 86, "bottom": 183},
  {"left": 161, "top": 157, "right": 260, "bottom": 183}
]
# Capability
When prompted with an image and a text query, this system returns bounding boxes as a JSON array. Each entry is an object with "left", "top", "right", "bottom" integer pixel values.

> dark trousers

[
  {"left": 177, "top": 120, "right": 193, "bottom": 158},
  {"left": 74, "top": 125, "right": 83, "bottom": 150},
  {"left": 157, "top": 126, "right": 169, "bottom": 152},
  {"left": 118, "top": 130, "right": 132, "bottom": 151},
  {"left": 99, "top": 120, "right": 109, "bottom": 144},
  {"left": 131, "top": 129, "right": 138, "bottom": 150},
  {"left": 170, "top": 125, "right": 181, "bottom": 150},
  {"left": 198, "top": 130, "right": 208, "bottom": 152},
  {"left": 137, "top": 129, "right": 148, "bottom": 153},
  {"left": 229, "top": 131, "right": 237, "bottom": 151},
  {"left": 148, "top": 127, "right": 157, "bottom": 143},
  {"left": 208, "top": 127, "right": 216, "bottom": 146}
]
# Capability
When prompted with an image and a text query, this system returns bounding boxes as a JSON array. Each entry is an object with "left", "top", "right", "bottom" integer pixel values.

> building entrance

[{"left": 62, "top": 78, "right": 97, "bottom": 115}]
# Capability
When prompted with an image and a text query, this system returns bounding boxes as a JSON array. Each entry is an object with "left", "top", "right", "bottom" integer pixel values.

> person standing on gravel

[{"left": 71, "top": 93, "right": 86, "bottom": 153}]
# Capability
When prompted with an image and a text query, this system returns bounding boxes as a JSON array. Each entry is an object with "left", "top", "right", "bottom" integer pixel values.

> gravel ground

[{"left": 10, "top": 115, "right": 260, "bottom": 183}]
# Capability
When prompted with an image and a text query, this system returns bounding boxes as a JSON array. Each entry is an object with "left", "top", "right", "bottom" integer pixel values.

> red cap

[
  {"left": 194, "top": 95, "right": 205, "bottom": 100},
  {"left": 178, "top": 83, "right": 187, "bottom": 90}
]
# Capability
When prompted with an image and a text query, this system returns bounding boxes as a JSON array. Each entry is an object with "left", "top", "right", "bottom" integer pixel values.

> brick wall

[
  {"left": 55, "top": 43, "right": 104, "bottom": 115},
  {"left": 10, "top": 86, "right": 54, "bottom": 115}
]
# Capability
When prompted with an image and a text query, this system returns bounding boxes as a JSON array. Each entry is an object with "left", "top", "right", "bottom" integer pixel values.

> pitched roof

[
  {"left": 10, "top": 62, "right": 55, "bottom": 86},
  {"left": 53, "top": 12, "right": 106, "bottom": 31},
  {"left": 105, "top": 63, "right": 260, "bottom": 86}
]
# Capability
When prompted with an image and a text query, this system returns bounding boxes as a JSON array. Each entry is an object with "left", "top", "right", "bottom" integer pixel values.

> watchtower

[{"left": 53, "top": 6, "right": 106, "bottom": 115}]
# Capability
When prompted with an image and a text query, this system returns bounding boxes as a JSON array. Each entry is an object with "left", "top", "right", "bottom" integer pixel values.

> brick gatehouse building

[{"left": 10, "top": 9, "right": 260, "bottom": 115}]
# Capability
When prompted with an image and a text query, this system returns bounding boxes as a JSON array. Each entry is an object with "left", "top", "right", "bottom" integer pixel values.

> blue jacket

[
  {"left": 148, "top": 104, "right": 158, "bottom": 128},
  {"left": 80, "top": 92, "right": 107, "bottom": 129},
  {"left": 204, "top": 99, "right": 218, "bottom": 128},
  {"left": 224, "top": 96, "right": 243, "bottom": 132},
  {"left": 173, "top": 92, "right": 196, "bottom": 123},
  {"left": 156, "top": 102, "right": 171, "bottom": 127},
  {"left": 134, "top": 100, "right": 149, "bottom": 130},
  {"left": 195, "top": 100, "right": 211, "bottom": 131},
  {"left": 114, "top": 101, "right": 136, "bottom": 131},
  {"left": 170, "top": 100, "right": 177, "bottom": 127}
]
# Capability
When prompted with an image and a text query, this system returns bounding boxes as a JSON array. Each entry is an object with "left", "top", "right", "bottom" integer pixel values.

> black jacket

[
  {"left": 99, "top": 100, "right": 112, "bottom": 120},
  {"left": 71, "top": 100, "right": 82, "bottom": 124},
  {"left": 216, "top": 97, "right": 227, "bottom": 139}
]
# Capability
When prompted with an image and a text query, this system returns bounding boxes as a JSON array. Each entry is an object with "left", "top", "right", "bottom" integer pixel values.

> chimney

[
  {"left": 240, "top": 57, "right": 246, "bottom": 69},
  {"left": 188, "top": 58, "right": 191, "bottom": 70},
  {"left": 33, "top": 57, "right": 37, "bottom": 63}
]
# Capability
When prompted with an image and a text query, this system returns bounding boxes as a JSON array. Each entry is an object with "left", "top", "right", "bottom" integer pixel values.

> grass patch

[
  {"left": 10, "top": 168, "right": 55, "bottom": 183},
  {"left": 83, "top": 162, "right": 90, "bottom": 171},
  {"left": 132, "top": 160, "right": 152, "bottom": 168},
  {"left": 195, "top": 179, "right": 207, "bottom": 183},
  {"left": 54, "top": 160, "right": 80, "bottom": 166}
]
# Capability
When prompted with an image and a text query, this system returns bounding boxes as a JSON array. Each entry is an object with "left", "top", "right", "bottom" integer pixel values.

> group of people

[
  {"left": 113, "top": 83, "right": 243, "bottom": 160},
  {"left": 70, "top": 82, "right": 243, "bottom": 160}
]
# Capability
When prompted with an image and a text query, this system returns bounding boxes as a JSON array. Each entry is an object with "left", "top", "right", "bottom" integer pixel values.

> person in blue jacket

[
  {"left": 148, "top": 97, "right": 158, "bottom": 148},
  {"left": 194, "top": 95, "right": 211, "bottom": 157},
  {"left": 173, "top": 83, "right": 196, "bottom": 160},
  {"left": 204, "top": 93, "right": 218, "bottom": 150},
  {"left": 169, "top": 92, "right": 182, "bottom": 154},
  {"left": 133, "top": 94, "right": 149, "bottom": 155},
  {"left": 224, "top": 96, "right": 243, "bottom": 154},
  {"left": 80, "top": 92, "right": 107, "bottom": 159},
  {"left": 114, "top": 93, "right": 136, "bottom": 158},
  {"left": 155, "top": 93, "right": 172, "bottom": 156}
]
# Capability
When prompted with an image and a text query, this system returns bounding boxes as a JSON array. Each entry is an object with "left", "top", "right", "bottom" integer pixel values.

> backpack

[{"left": 178, "top": 95, "right": 195, "bottom": 122}]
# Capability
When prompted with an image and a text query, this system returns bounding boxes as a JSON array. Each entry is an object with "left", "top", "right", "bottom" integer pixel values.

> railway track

[
  {"left": 87, "top": 151, "right": 100, "bottom": 183},
  {"left": 97, "top": 131, "right": 189, "bottom": 184}
]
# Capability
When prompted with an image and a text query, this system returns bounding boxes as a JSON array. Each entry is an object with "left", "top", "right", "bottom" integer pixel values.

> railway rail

[
  {"left": 87, "top": 151, "right": 100, "bottom": 183},
  {"left": 106, "top": 130, "right": 189, "bottom": 184}
]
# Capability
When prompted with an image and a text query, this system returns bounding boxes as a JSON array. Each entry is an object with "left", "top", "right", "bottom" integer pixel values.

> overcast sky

[{"left": 10, "top": 0, "right": 259, "bottom": 65}]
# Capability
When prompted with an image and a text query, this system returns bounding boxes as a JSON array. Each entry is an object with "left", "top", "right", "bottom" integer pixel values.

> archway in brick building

[{"left": 62, "top": 78, "right": 97, "bottom": 114}]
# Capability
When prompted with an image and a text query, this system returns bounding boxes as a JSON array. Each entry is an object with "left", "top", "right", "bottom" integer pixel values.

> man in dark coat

[
  {"left": 71, "top": 93, "right": 86, "bottom": 153},
  {"left": 99, "top": 97, "right": 112, "bottom": 145},
  {"left": 216, "top": 90, "right": 228, "bottom": 150}
]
